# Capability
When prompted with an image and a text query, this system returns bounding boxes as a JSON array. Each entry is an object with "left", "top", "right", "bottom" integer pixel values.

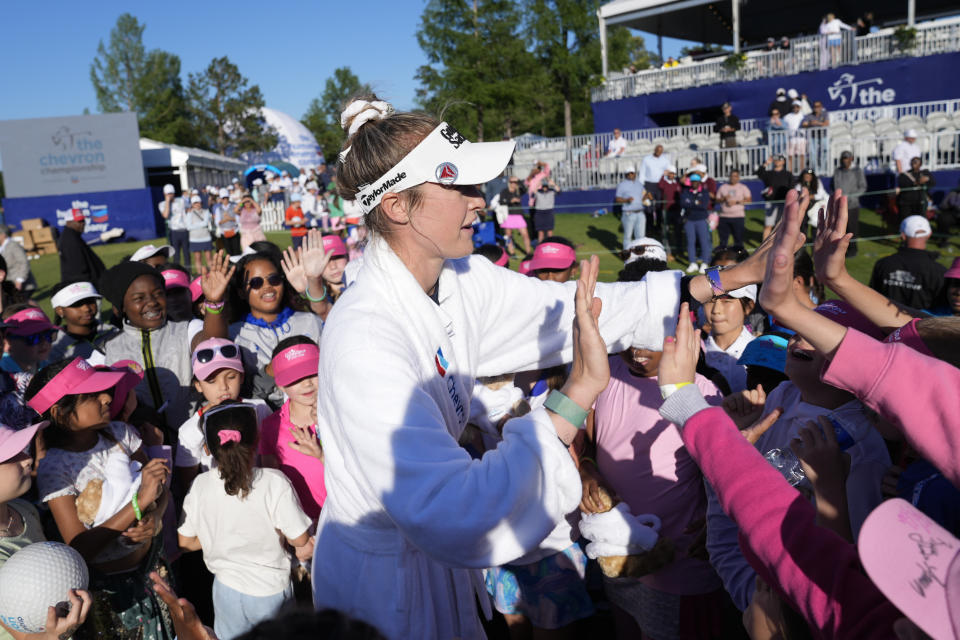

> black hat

[{"left": 99, "top": 261, "right": 164, "bottom": 315}]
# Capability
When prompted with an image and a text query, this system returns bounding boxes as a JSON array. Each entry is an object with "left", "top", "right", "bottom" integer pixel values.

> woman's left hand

[
  {"left": 658, "top": 303, "right": 699, "bottom": 386},
  {"left": 200, "top": 250, "right": 236, "bottom": 303}
]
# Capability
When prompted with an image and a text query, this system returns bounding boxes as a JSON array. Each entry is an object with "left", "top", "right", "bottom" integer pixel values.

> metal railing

[{"left": 593, "top": 18, "right": 960, "bottom": 102}]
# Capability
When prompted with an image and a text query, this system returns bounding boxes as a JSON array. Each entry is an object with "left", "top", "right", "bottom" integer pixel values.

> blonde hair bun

[{"left": 340, "top": 99, "right": 394, "bottom": 137}]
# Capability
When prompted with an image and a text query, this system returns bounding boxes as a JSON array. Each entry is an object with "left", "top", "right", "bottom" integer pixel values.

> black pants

[
  {"left": 221, "top": 233, "right": 242, "bottom": 256},
  {"left": 644, "top": 181, "right": 662, "bottom": 227},
  {"left": 846, "top": 206, "right": 861, "bottom": 256},
  {"left": 717, "top": 217, "right": 745, "bottom": 249},
  {"left": 938, "top": 208, "right": 958, "bottom": 246},
  {"left": 169, "top": 229, "right": 190, "bottom": 268}
]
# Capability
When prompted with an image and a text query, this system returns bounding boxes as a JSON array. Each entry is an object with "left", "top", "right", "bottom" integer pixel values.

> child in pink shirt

[{"left": 259, "top": 336, "right": 325, "bottom": 519}]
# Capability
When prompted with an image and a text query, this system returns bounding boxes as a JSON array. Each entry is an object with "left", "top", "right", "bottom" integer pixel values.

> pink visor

[
  {"left": 322, "top": 235, "right": 347, "bottom": 257},
  {"left": 494, "top": 247, "right": 509, "bottom": 267},
  {"left": 189, "top": 276, "right": 203, "bottom": 302},
  {"left": 529, "top": 242, "right": 576, "bottom": 272},
  {"left": 813, "top": 300, "right": 884, "bottom": 340},
  {"left": 6, "top": 307, "right": 57, "bottom": 336},
  {"left": 883, "top": 318, "right": 934, "bottom": 357},
  {"left": 161, "top": 269, "right": 190, "bottom": 290},
  {"left": 272, "top": 343, "right": 319, "bottom": 387},
  {"left": 0, "top": 421, "right": 46, "bottom": 464},
  {"left": 858, "top": 498, "right": 960, "bottom": 640},
  {"left": 98, "top": 360, "right": 144, "bottom": 419},
  {"left": 945, "top": 257, "right": 960, "bottom": 280},
  {"left": 28, "top": 357, "right": 131, "bottom": 415}
]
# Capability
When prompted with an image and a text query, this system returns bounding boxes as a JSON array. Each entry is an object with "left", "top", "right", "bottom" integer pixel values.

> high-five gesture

[
  {"left": 813, "top": 190, "right": 852, "bottom": 286},
  {"left": 658, "top": 302, "right": 699, "bottom": 386},
  {"left": 757, "top": 188, "right": 808, "bottom": 319},
  {"left": 566, "top": 255, "right": 610, "bottom": 402},
  {"left": 281, "top": 229, "right": 333, "bottom": 295},
  {"left": 200, "top": 250, "right": 235, "bottom": 303}
]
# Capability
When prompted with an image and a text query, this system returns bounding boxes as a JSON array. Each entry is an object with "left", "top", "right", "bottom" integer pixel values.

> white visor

[
  {"left": 355, "top": 122, "right": 516, "bottom": 214},
  {"left": 51, "top": 281, "right": 101, "bottom": 308},
  {"left": 130, "top": 244, "right": 174, "bottom": 262}
]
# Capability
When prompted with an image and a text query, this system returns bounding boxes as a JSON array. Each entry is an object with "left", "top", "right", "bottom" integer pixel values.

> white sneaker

[
  {"left": 686, "top": 262, "right": 699, "bottom": 273},
  {"left": 699, "top": 263, "right": 708, "bottom": 274}
]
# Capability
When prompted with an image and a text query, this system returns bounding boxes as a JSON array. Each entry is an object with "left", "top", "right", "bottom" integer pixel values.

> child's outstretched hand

[
  {"left": 658, "top": 303, "right": 699, "bottom": 386},
  {"left": 150, "top": 572, "right": 217, "bottom": 640},
  {"left": 200, "top": 250, "right": 236, "bottom": 304},
  {"left": 722, "top": 384, "right": 768, "bottom": 430},
  {"left": 301, "top": 229, "right": 334, "bottom": 283},
  {"left": 790, "top": 416, "right": 849, "bottom": 488},
  {"left": 758, "top": 189, "right": 808, "bottom": 320},
  {"left": 813, "top": 190, "right": 852, "bottom": 286},
  {"left": 565, "top": 255, "right": 610, "bottom": 405},
  {"left": 288, "top": 424, "right": 324, "bottom": 462}
]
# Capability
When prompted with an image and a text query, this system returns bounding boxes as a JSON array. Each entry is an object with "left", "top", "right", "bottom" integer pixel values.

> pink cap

[
  {"left": 883, "top": 318, "right": 934, "bottom": 357},
  {"left": 161, "top": 269, "right": 190, "bottom": 290},
  {"left": 101, "top": 360, "right": 144, "bottom": 419},
  {"left": 945, "top": 257, "right": 960, "bottom": 280},
  {"left": 813, "top": 300, "right": 884, "bottom": 340},
  {"left": 518, "top": 259, "right": 532, "bottom": 275},
  {"left": 28, "top": 357, "right": 131, "bottom": 415},
  {"left": 272, "top": 343, "right": 319, "bottom": 387},
  {"left": 528, "top": 242, "right": 576, "bottom": 272},
  {"left": 192, "top": 338, "right": 243, "bottom": 381},
  {"left": 0, "top": 421, "right": 45, "bottom": 464},
  {"left": 858, "top": 498, "right": 960, "bottom": 640},
  {"left": 5, "top": 307, "right": 57, "bottom": 336},
  {"left": 189, "top": 276, "right": 203, "bottom": 302},
  {"left": 494, "top": 247, "right": 509, "bottom": 267},
  {"left": 321, "top": 235, "right": 347, "bottom": 257}
]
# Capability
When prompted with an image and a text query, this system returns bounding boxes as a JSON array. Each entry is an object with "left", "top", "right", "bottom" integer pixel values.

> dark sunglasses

[
  {"left": 625, "top": 245, "right": 658, "bottom": 256},
  {"left": 245, "top": 274, "right": 283, "bottom": 290},
  {"left": 195, "top": 344, "right": 239, "bottom": 363},
  {"left": 11, "top": 330, "right": 56, "bottom": 345}
]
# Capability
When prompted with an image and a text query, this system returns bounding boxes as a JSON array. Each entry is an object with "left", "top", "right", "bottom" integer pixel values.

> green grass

[{"left": 24, "top": 211, "right": 958, "bottom": 318}]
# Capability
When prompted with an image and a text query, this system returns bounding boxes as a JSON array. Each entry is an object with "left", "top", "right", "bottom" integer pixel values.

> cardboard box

[
  {"left": 20, "top": 218, "right": 45, "bottom": 231},
  {"left": 12, "top": 231, "right": 35, "bottom": 251},
  {"left": 35, "top": 242, "right": 58, "bottom": 256},
  {"left": 30, "top": 227, "right": 55, "bottom": 244}
]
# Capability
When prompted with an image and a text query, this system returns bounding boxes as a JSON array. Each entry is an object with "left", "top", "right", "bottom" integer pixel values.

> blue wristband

[
  {"left": 543, "top": 390, "right": 589, "bottom": 429},
  {"left": 705, "top": 266, "right": 725, "bottom": 297}
]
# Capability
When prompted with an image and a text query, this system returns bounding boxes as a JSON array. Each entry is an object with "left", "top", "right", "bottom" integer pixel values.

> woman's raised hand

[
  {"left": 564, "top": 255, "right": 610, "bottom": 408},
  {"left": 758, "top": 188, "right": 808, "bottom": 318},
  {"left": 658, "top": 303, "right": 699, "bottom": 386},
  {"left": 813, "top": 189, "right": 853, "bottom": 286},
  {"left": 200, "top": 250, "right": 236, "bottom": 303},
  {"left": 739, "top": 188, "right": 808, "bottom": 284}
]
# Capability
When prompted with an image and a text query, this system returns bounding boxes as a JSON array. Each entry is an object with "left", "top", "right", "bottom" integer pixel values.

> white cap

[
  {"left": 162, "top": 184, "right": 176, "bottom": 195},
  {"left": 228, "top": 247, "right": 257, "bottom": 264},
  {"left": 51, "top": 281, "right": 101, "bottom": 308},
  {"left": 290, "top": 193, "right": 302, "bottom": 202},
  {"left": 787, "top": 88, "right": 799, "bottom": 99},
  {"left": 665, "top": 165, "right": 677, "bottom": 173},
  {"left": 904, "top": 129, "right": 918, "bottom": 139},
  {"left": 281, "top": 170, "right": 289, "bottom": 176},
  {"left": 130, "top": 244, "right": 174, "bottom": 262},
  {"left": 693, "top": 163, "right": 708, "bottom": 174},
  {"left": 624, "top": 238, "right": 667, "bottom": 264},
  {"left": 305, "top": 181, "right": 318, "bottom": 190},
  {"left": 231, "top": 178, "right": 239, "bottom": 184},
  {"left": 354, "top": 121, "right": 515, "bottom": 214},
  {"left": 218, "top": 188, "right": 229, "bottom": 198},
  {"left": 727, "top": 284, "right": 758, "bottom": 302},
  {"left": 622, "top": 165, "right": 636, "bottom": 174},
  {"left": 190, "top": 195, "right": 202, "bottom": 204},
  {"left": 900, "top": 215, "right": 932, "bottom": 238},
  {"left": 776, "top": 88, "right": 786, "bottom": 95},
  {"left": 791, "top": 100, "right": 802, "bottom": 107},
  {"left": 253, "top": 178, "right": 263, "bottom": 186}
]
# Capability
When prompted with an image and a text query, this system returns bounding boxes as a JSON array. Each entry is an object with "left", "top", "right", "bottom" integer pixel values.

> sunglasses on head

[
  {"left": 195, "top": 344, "right": 239, "bottom": 363},
  {"left": 245, "top": 274, "right": 283, "bottom": 290},
  {"left": 11, "top": 330, "right": 56, "bottom": 345},
  {"left": 626, "top": 245, "right": 658, "bottom": 256}
]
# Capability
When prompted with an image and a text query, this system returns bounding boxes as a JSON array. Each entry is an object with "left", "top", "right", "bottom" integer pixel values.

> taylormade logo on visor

[{"left": 360, "top": 171, "right": 407, "bottom": 208}]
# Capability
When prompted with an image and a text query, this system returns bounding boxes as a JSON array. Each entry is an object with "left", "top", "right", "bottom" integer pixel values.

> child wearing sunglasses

[
  {"left": 178, "top": 401, "right": 313, "bottom": 640},
  {"left": 0, "top": 306, "right": 58, "bottom": 429},
  {"left": 175, "top": 338, "right": 272, "bottom": 493},
  {"left": 260, "top": 336, "right": 325, "bottom": 520}
]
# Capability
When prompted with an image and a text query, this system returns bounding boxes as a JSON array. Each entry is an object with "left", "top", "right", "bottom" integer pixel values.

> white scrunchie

[{"left": 340, "top": 100, "right": 393, "bottom": 137}]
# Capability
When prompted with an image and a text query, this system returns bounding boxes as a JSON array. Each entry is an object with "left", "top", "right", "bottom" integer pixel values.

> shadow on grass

[{"left": 586, "top": 226, "right": 622, "bottom": 254}]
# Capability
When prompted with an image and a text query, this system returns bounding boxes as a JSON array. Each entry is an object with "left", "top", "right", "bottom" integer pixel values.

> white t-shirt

[
  {"left": 607, "top": 136, "right": 627, "bottom": 156},
  {"left": 178, "top": 467, "right": 312, "bottom": 596},
  {"left": 158, "top": 198, "right": 187, "bottom": 230},
  {"left": 175, "top": 399, "right": 273, "bottom": 471},
  {"left": 783, "top": 111, "right": 805, "bottom": 134},
  {"left": 893, "top": 141, "right": 921, "bottom": 171}
]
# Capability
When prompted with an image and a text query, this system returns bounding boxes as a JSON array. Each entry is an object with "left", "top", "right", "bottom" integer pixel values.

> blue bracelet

[{"left": 543, "top": 390, "right": 589, "bottom": 429}]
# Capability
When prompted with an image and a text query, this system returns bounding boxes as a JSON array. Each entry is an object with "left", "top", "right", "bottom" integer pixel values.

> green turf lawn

[{"left": 24, "top": 209, "right": 958, "bottom": 318}]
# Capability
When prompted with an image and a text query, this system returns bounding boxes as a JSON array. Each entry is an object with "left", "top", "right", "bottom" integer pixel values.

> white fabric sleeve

[
  {"left": 462, "top": 257, "right": 682, "bottom": 377},
  {"left": 266, "top": 470, "right": 313, "bottom": 540},
  {"left": 326, "top": 345, "right": 582, "bottom": 568},
  {"left": 175, "top": 418, "right": 203, "bottom": 468}
]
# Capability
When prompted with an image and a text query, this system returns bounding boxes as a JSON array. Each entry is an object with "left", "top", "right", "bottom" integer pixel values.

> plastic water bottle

[{"left": 764, "top": 418, "right": 856, "bottom": 487}]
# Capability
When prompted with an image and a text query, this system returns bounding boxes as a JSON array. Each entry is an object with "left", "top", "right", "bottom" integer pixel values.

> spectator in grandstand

[
  {"left": 769, "top": 88, "right": 791, "bottom": 118},
  {"left": 779, "top": 35, "right": 791, "bottom": 51},
  {"left": 658, "top": 165, "right": 681, "bottom": 261},
  {"left": 820, "top": 13, "right": 855, "bottom": 66},
  {"left": 757, "top": 155, "right": 794, "bottom": 240},
  {"left": 787, "top": 89, "right": 812, "bottom": 115},
  {"left": 606, "top": 128, "right": 628, "bottom": 157},
  {"left": 856, "top": 11, "right": 875, "bottom": 36},
  {"left": 767, "top": 108, "right": 787, "bottom": 156},
  {"left": 640, "top": 144, "right": 670, "bottom": 230},
  {"left": 869, "top": 215, "right": 946, "bottom": 311},
  {"left": 892, "top": 129, "right": 922, "bottom": 174},
  {"left": 783, "top": 101, "right": 807, "bottom": 173},
  {"left": 716, "top": 169, "right": 751, "bottom": 250},
  {"left": 714, "top": 102, "right": 740, "bottom": 148},
  {"left": 802, "top": 100, "right": 830, "bottom": 169},
  {"left": 832, "top": 150, "right": 867, "bottom": 256},
  {"left": 896, "top": 156, "right": 935, "bottom": 219},
  {"left": 0, "top": 224, "right": 36, "bottom": 293},
  {"left": 661, "top": 56, "right": 679, "bottom": 69},
  {"left": 936, "top": 178, "right": 960, "bottom": 248},
  {"left": 615, "top": 166, "right": 649, "bottom": 250},
  {"left": 764, "top": 37, "right": 777, "bottom": 52}
]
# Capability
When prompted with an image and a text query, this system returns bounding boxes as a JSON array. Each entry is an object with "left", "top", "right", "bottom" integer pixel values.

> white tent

[{"left": 245, "top": 107, "right": 324, "bottom": 170}]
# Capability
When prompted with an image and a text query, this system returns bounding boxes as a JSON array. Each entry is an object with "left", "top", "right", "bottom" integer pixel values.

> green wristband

[
  {"left": 302, "top": 282, "right": 327, "bottom": 303},
  {"left": 131, "top": 493, "right": 142, "bottom": 521},
  {"left": 544, "top": 389, "right": 589, "bottom": 429}
]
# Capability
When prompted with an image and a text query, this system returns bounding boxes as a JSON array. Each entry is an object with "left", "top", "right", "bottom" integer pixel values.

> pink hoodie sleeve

[
  {"left": 678, "top": 405, "right": 900, "bottom": 638},
  {"left": 822, "top": 328, "right": 960, "bottom": 488}
]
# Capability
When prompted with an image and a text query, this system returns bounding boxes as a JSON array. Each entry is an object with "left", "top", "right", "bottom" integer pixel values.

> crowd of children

[{"left": 0, "top": 100, "right": 959, "bottom": 640}]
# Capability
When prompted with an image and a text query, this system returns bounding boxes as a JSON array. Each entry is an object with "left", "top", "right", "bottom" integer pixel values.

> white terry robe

[{"left": 312, "top": 236, "right": 681, "bottom": 639}]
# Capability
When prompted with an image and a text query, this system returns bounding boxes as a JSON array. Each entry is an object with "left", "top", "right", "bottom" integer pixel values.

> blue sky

[{"left": 1, "top": 2, "right": 692, "bottom": 125}]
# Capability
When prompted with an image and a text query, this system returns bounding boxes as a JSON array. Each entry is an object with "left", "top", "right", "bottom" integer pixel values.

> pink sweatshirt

[
  {"left": 661, "top": 392, "right": 900, "bottom": 638},
  {"left": 822, "top": 328, "right": 960, "bottom": 489}
]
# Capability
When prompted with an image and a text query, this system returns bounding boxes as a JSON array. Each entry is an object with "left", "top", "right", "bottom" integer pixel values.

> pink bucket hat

[
  {"left": 5, "top": 308, "right": 57, "bottom": 337},
  {"left": 858, "top": 498, "right": 960, "bottom": 640},
  {"left": 321, "top": 235, "right": 347, "bottom": 258},
  {"left": 882, "top": 318, "right": 934, "bottom": 357},
  {"left": 945, "top": 257, "right": 960, "bottom": 280},
  {"left": 0, "top": 421, "right": 46, "bottom": 463},
  {"left": 272, "top": 343, "right": 319, "bottom": 387},
  {"left": 192, "top": 338, "right": 243, "bottom": 381},
  {"left": 529, "top": 242, "right": 576, "bottom": 272},
  {"left": 494, "top": 247, "right": 509, "bottom": 267},
  {"left": 813, "top": 300, "right": 884, "bottom": 340},
  {"left": 161, "top": 268, "right": 190, "bottom": 290},
  {"left": 189, "top": 276, "right": 203, "bottom": 303},
  {"left": 27, "top": 357, "right": 132, "bottom": 415}
]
